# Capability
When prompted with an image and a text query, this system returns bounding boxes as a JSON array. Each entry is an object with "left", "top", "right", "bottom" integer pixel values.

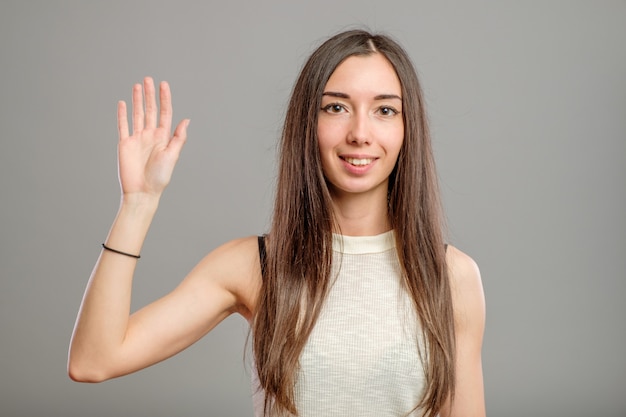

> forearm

[{"left": 68, "top": 194, "right": 159, "bottom": 381}]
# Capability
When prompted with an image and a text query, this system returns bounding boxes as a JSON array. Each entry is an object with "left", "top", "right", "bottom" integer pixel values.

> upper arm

[
  {"left": 109, "top": 236, "right": 262, "bottom": 379},
  {"left": 440, "top": 245, "right": 486, "bottom": 417}
]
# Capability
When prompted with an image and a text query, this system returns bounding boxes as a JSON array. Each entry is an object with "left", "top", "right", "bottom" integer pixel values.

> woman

[{"left": 69, "top": 30, "right": 486, "bottom": 417}]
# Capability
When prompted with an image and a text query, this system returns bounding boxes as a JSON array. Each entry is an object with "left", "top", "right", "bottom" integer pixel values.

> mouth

[{"left": 341, "top": 156, "right": 375, "bottom": 166}]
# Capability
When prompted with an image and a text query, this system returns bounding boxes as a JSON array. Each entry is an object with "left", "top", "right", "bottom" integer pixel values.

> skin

[
  {"left": 318, "top": 53, "right": 404, "bottom": 236},
  {"left": 69, "top": 55, "right": 486, "bottom": 417}
]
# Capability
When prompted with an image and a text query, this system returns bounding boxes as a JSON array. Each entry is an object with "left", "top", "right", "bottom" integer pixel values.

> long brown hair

[{"left": 253, "top": 29, "right": 455, "bottom": 417}]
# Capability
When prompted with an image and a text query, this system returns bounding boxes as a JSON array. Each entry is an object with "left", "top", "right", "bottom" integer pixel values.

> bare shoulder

[
  {"left": 442, "top": 246, "right": 487, "bottom": 416},
  {"left": 445, "top": 245, "right": 486, "bottom": 327},
  {"left": 185, "top": 235, "right": 262, "bottom": 321}
]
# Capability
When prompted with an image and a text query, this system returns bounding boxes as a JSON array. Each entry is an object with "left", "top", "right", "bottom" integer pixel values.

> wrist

[
  {"left": 106, "top": 194, "right": 159, "bottom": 252},
  {"left": 120, "top": 192, "right": 161, "bottom": 212}
]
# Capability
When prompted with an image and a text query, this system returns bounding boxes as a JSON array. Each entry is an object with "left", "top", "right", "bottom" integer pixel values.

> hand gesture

[{"left": 117, "top": 77, "right": 189, "bottom": 200}]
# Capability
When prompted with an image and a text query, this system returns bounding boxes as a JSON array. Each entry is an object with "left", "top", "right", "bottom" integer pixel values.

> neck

[{"left": 330, "top": 188, "right": 391, "bottom": 236}]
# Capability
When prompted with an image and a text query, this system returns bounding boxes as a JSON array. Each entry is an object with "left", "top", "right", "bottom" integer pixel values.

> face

[{"left": 317, "top": 53, "right": 404, "bottom": 200}]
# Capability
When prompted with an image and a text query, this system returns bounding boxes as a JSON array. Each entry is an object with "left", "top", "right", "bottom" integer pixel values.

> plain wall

[{"left": 1, "top": 1, "right": 624, "bottom": 416}]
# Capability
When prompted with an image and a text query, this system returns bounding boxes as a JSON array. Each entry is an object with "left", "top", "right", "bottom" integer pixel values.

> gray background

[{"left": 1, "top": 1, "right": 624, "bottom": 416}]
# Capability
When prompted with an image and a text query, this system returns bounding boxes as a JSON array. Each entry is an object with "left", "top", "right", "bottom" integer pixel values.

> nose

[{"left": 346, "top": 111, "right": 370, "bottom": 145}]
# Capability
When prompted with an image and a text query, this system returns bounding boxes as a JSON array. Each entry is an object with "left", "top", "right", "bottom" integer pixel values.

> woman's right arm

[{"left": 68, "top": 78, "right": 259, "bottom": 382}]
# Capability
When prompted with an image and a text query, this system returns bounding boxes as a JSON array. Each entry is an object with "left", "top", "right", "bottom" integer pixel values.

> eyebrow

[{"left": 322, "top": 91, "right": 402, "bottom": 101}]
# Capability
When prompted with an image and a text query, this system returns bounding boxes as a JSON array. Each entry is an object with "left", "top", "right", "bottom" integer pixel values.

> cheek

[
  {"left": 394, "top": 133, "right": 404, "bottom": 156},
  {"left": 316, "top": 127, "right": 332, "bottom": 175},
  {"left": 316, "top": 122, "right": 341, "bottom": 160},
  {"left": 317, "top": 120, "right": 338, "bottom": 146},
  {"left": 382, "top": 125, "right": 404, "bottom": 158}
]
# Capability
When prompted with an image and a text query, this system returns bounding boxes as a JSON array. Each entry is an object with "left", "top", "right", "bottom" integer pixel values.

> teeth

[{"left": 344, "top": 157, "right": 373, "bottom": 166}]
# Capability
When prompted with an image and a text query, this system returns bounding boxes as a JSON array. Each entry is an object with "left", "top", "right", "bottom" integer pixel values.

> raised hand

[{"left": 117, "top": 77, "right": 189, "bottom": 199}]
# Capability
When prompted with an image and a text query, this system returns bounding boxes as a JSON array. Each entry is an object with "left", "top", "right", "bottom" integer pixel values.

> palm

[{"left": 117, "top": 77, "right": 189, "bottom": 197}]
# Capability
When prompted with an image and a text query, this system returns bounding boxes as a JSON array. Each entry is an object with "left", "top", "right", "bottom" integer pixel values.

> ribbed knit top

[{"left": 253, "top": 230, "right": 426, "bottom": 416}]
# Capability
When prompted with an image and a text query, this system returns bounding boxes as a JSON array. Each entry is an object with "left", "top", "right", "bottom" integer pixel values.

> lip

[{"left": 339, "top": 154, "right": 378, "bottom": 174}]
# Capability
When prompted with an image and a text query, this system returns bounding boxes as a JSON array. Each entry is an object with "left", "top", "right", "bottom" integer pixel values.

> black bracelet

[{"left": 102, "top": 243, "right": 141, "bottom": 259}]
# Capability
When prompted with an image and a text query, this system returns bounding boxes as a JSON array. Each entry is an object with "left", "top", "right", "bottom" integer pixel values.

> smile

[{"left": 342, "top": 157, "right": 374, "bottom": 166}]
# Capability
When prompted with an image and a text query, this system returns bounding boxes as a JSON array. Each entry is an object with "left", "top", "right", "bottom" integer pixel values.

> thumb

[{"left": 168, "top": 119, "right": 190, "bottom": 155}]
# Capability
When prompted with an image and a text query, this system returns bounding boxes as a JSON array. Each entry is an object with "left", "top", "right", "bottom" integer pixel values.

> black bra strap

[{"left": 257, "top": 235, "right": 267, "bottom": 279}]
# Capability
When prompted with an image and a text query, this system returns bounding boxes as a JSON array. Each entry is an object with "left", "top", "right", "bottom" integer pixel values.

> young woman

[{"left": 69, "top": 30, "right": 486, "bottom": 417}]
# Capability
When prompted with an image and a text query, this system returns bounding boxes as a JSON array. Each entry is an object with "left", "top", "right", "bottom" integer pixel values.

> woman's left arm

[{"left": 441, "top": 246, "right": 487, "bottom": 417}]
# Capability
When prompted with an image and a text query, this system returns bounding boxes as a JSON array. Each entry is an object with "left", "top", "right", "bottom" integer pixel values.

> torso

[{"left": 252, "top": 231, "right": 426, "bottom": 416}]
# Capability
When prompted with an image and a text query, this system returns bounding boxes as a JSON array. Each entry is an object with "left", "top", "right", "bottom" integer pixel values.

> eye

[
  {"left": 322, "top": 103, "right": 346, "bottom": 114},
  {"left": 377, "top": 106, "right": 399, "bottom": 116}
]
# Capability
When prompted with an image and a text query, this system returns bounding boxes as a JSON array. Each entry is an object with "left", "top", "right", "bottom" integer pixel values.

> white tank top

[{"left": 253, "top": 231, "right": 426, "bottom": 416}]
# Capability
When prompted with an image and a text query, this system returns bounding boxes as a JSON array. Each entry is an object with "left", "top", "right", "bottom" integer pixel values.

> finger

[
  {"left": 158, "top": 81, "right": 172, "bottom": 133},
  {"left": 167, "top": 119, "right": 190, "bottom": 155},
  {"left": 132, "top": 83, "right": 144, "bottom": 134},
  {"left": 144, "top": 77, "right": 157, "bottom": 129},
  {"left": 117, "top": 100, "right": 129, "bottom": 140}
]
